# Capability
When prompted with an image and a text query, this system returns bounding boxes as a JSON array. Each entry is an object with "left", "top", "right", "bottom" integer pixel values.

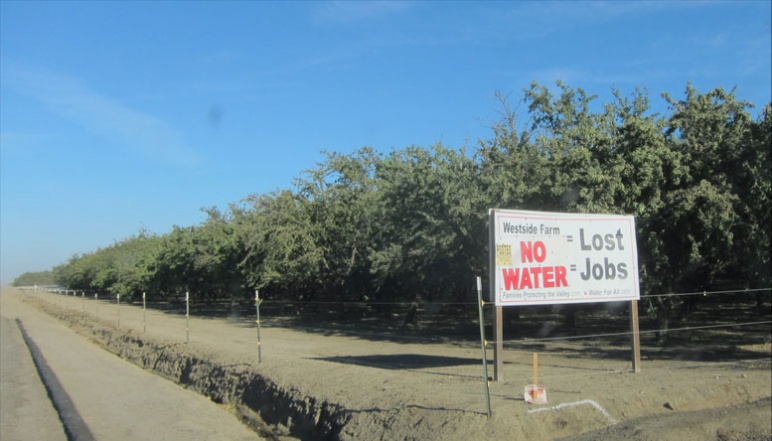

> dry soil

[{"left": 5, "top": 287, "right": 771, "bottom": 441}]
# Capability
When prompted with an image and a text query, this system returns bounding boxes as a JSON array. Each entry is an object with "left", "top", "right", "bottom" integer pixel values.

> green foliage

[
  {"left": 11, "top": 270, "right": 57, "bottom": 287},
  {"left": 295, "top": 147, "right": 381, "bottom": 301},
  {"left": 45, "top": 82, "right": 770, "bottom": 326},
  {"left": 742, "top": 105, "right": 772, "bottom": 286},
  {"left": 654, "top": 86, "right": 766, "bottom": 290},
  {"left": 233, "top": 190, "right": 322, "bottom": 299},
  {"left": 53, "top": 230, "right": 161, "bottom": 301},
  {"left": 371, "top": 144, "right": 484, "bottom": 302}
]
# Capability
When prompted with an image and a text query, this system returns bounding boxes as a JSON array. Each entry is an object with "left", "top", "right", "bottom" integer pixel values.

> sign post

[
  {"left": 493, "top": 305, "right": 503, "bottom": 381},
  {"left": 489, "top": 212, "right": 505, "bottom": 381},
  {"left": 630, "top": 300, "right": 641, "bottom": 372},
  {"left": 488, "top": 209, "right": 641, "bottom": 379},
  {"left": 475, "top": 277, "right": 492, "bottom": 418}
]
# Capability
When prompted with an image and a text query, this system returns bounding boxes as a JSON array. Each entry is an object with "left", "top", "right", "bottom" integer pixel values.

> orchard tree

[
  {"left": 477, "top": 91, "right": 546, "bottom": 211},
  {"left": 187, "top": 208, "right": 245, "bottom": 300},
  {"left": 233, "top": 190, "right": 322, "bottom": 300},
  {"left": 370, "top": 143, "right": 483, "bottom": 308},
  {"left": 294, "top": 147, "right": 381, "bottom": 303},
  {"left": 658, "top": 86, "right": 762, "bottom": 291}
]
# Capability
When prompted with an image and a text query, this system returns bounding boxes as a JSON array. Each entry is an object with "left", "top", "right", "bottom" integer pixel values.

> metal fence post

[
  {"left": 255, "top": 290, "right": 263, "bottom": 363},
  {"left": 185, "top": 291, "right": 190, "bottom": 344}
]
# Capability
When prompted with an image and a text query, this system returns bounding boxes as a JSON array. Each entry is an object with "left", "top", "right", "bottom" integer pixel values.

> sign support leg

[
  {"left": 493, "top": 305, "right": 503, "bottom": 381},
  {"left": 630, "top": 300, "right": 641, "bottom": 373}
]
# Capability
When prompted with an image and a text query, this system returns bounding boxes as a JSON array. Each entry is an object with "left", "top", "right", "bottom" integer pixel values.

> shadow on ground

[{"left": 312, "top": 353, "right": 480, "bottom": 370}]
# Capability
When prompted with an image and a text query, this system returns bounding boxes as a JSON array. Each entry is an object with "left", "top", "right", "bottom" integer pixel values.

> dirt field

[{"left": 6, "top": 287, "right": 771, "bottom": 440}]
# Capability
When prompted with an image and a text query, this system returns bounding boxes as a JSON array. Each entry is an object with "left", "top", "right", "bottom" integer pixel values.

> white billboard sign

[{"left": 489, "top": 209, "right": 640, "bottom": 306}]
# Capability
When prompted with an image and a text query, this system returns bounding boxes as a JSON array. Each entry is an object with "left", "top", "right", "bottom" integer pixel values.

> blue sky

[{"left": 1, "top": 1, "right": 770, "bottom": 284}]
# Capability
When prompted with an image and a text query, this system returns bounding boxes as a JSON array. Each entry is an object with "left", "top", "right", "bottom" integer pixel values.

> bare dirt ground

[
  {"left": 5, "top": 286, "right": 771, "bottom": 441},
  {"left": 0, "top": 289, "right": 262, "bottom": 441}
]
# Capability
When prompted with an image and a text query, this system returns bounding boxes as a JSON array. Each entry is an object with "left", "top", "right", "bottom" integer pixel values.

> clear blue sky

[{"left": 1, "top": 1, "right": 770, "bottom": 284}]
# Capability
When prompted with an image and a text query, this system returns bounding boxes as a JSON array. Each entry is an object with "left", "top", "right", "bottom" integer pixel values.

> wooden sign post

[
  {"left": 630, "top": 300, "right": 641, "bottom": 373},
  {"left": 493, "top": 305, "right": 504, "bottom": 381}
]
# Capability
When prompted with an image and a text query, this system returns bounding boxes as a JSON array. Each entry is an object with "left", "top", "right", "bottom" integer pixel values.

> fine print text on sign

[{"left": 489, "top": 209, "right": 641, "bottom": 306}]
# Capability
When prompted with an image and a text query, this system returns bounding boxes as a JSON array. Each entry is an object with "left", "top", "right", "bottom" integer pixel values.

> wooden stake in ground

[
  {"left": 533, "top": 352, "right": 538, "bottom": 386},
  {"left": 525, "top": 352, "right": 547, "bottom": 404}
]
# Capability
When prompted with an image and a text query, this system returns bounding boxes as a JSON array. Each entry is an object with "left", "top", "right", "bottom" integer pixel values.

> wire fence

[
  {"left": 29, "top": 285, "right": 771, "bottom": 303},
  {"left": 28, "top": 285, "right": 771, "bottom": 345}
]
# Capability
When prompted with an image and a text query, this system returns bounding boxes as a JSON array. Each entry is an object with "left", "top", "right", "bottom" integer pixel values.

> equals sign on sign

[
  {"left": 569, "top": 264, "right": 577, "bottom": 272},
  {"left": 566, "top": 235, "right": 574, "bottom": 242}
]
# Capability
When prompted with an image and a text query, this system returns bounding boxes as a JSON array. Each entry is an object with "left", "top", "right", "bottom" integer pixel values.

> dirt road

[
  {"left": 4, "top": 287, "right": 771, "bottom": 440},
  {"left": 0, "top": 289, "right": 262, "bottom": 441}
]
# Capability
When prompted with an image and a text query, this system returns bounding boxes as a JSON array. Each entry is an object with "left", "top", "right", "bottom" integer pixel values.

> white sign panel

[{"left": 489, "top": 209, "right": 640, "bottom": 306}]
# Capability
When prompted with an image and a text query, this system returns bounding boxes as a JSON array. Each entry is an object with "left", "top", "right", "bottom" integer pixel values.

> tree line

[
  {"left": 41, "top": 82, "right": 770, "bottom": 325},
  {"left": 11, "top": 270, "right": 57, "bottom": 287}
]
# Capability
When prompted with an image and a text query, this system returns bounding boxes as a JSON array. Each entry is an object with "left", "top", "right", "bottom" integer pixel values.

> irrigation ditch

[{"left": 23, "top": 295, "right": 350, "bottom": 441}]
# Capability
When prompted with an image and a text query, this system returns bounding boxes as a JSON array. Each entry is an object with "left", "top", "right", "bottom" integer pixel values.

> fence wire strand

[
  {"left": 497, "top": 320, "right": 772, "bottom": 345},
  {"left": 36, "top": 286, "right": 771, "bottom": 307}
]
